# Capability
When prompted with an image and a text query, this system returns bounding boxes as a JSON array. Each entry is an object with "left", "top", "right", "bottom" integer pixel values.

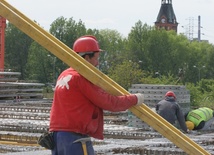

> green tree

[
  {"left": 108, "top": 60, "right": 143, "bottom": 90},
  {"left": 48, "top": 16, "right": 88, "bottom": 77},
  {"left": 98, "top": 29, "right": 126, "bottom": 74},
  {"left": 26, "top": 42, "right": 51, "bottom": 83},
  {"left": 5, "top": 23, "right": 33, "bottom": 79},
  {"left": 186, "top": 79, "right": 214, "bottom": 109},
  {"left": 206, "top": 45, "right": 214, "bottom": 78},
  {"left": 50, "top": 16, "right": 87, "bottom": 48},
  {"left": 193, "top": 41, "right": 214, "bottom": 80},
  {"left": 127, "top": 21, "right": 152, "bottom": 69}
]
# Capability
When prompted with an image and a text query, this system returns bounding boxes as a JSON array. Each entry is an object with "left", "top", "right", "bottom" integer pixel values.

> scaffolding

[{"left": 0, "top": 16, "right": 6, "bottom": 71}]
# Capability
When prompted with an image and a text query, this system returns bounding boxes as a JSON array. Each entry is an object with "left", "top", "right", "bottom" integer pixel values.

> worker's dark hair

[{"left": 195, "top": 121, "right": 205, "bottom": 130}]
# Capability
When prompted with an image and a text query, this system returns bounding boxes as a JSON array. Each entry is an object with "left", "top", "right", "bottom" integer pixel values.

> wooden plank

[{"left": 0, "top": 1, "right": 210, "bottom": 154}]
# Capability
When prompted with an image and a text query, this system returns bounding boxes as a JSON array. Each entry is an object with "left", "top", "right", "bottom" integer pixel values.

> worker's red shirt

[{"left": 49, "top": 67, "right": 137, "bottom": 139}]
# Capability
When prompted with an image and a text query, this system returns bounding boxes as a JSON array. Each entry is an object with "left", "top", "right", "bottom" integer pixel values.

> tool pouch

[{"left": 38, "top": 132, "right": 55, "bottom": 150}]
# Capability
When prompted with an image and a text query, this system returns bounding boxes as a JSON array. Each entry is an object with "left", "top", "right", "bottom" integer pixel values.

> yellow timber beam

[{"left": 0, "top": 1, "right": 210, "bottom": 154}]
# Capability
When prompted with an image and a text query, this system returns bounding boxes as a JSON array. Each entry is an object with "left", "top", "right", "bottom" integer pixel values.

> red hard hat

[
  {"left": 165, "top": 91, "right": 176, "bottom": 99},
  {"left": 73, "top": 35, "right": 102, "bottom": 55}
]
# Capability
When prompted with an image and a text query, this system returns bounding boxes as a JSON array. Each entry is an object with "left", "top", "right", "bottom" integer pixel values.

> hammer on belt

[{"left": 73, "top": 137, "right": 91, "bottom": 155}]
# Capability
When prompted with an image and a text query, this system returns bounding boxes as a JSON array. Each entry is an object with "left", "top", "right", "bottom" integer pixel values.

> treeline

[{"left": 4, "top": 17, "right": 214, "bottom": 108}]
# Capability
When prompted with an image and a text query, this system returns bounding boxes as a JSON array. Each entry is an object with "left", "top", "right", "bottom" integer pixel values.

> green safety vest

[{"left": 186, "top": 107, "right": 213, "bottom": 127}]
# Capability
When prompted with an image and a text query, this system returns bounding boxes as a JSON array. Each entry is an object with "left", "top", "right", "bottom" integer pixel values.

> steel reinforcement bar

[
  {"left": 0, "top": 1, "right": 211, "bottom": 154},
  {"left": 0, "top": 106, "right": 50, "bottom": 113}
]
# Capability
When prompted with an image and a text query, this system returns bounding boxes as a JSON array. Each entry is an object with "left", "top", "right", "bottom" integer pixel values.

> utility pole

[
  {"left": 193, "top": 65, "right": 205, "bottom": 81},
  {"left": 198, "top": 15, "right": 201, "bottom": 42}
]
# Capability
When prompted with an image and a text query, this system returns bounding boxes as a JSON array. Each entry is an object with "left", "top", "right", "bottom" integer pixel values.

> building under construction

[
  {"left": 0, "top": 0, "right": 213, "bottom": 154},
  {"left": 0, "top": 71, "right": 214, "bottom": 154}
]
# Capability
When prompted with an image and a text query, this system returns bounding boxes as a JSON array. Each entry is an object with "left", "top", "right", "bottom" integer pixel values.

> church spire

[{"left": 155, "top": 0, "right": 178, "bottom": 32}]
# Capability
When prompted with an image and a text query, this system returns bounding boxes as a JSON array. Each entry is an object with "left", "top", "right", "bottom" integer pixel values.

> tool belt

[{"left": 38, "top": 131, "right": 55, "bottom": 150}]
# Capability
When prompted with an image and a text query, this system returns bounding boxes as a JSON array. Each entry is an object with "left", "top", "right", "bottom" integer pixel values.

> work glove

[
  {"left": 187, "top": 129, "right": 191, "bottom": 134},
  {"left": 135, "top": 93, "right": 144, "bottom": 106}
]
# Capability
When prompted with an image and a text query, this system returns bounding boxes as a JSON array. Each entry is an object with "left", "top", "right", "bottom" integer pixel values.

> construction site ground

[{"left": 0, "top": 100, "right": 213, "bottom": 155}]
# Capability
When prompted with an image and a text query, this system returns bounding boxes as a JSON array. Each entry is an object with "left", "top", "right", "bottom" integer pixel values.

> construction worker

[
  {"left": 156, "top": 91, "right": 188, "bottom": 133},
  {"left": 185, "top": 107, "right": 214, "bottom": 131},
  {"left": 49, "top": 35, "right": 144, "bottom": 155}
]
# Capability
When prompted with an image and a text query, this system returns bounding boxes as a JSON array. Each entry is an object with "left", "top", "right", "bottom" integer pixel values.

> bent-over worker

[
  {"left": 156, "top": 91, "right": 188, "bottom": 133},
  {"left": 185, "top": 107, "right": 214, "bottom": 131}
]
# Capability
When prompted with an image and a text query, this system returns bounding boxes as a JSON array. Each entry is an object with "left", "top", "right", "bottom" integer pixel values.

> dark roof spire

[{"left": 155, "top": 0, "right": 178, "bottom": 32}]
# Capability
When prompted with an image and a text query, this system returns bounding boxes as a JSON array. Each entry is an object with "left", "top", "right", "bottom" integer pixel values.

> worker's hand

[
  {"left": 183, "top": 129, "right": 192, "bottom": 134},
  {"left": 184, "top": 129, "right": 189, "bottom": 134},
  {"left": 135, "top": 93, "right": 144, "bottom": 106},
  {"left": 186, "top": 129, "right": 194, "bottom": 134}
]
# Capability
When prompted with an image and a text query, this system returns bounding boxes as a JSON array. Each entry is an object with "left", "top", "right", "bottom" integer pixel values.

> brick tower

[{"left": 155, "top": 0, "right": 178, "bottom": 32}]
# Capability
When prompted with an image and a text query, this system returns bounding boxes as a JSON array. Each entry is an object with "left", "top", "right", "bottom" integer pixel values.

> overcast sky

[{"left": 5, "top": 0, "right": 214, "bottom": 44}]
